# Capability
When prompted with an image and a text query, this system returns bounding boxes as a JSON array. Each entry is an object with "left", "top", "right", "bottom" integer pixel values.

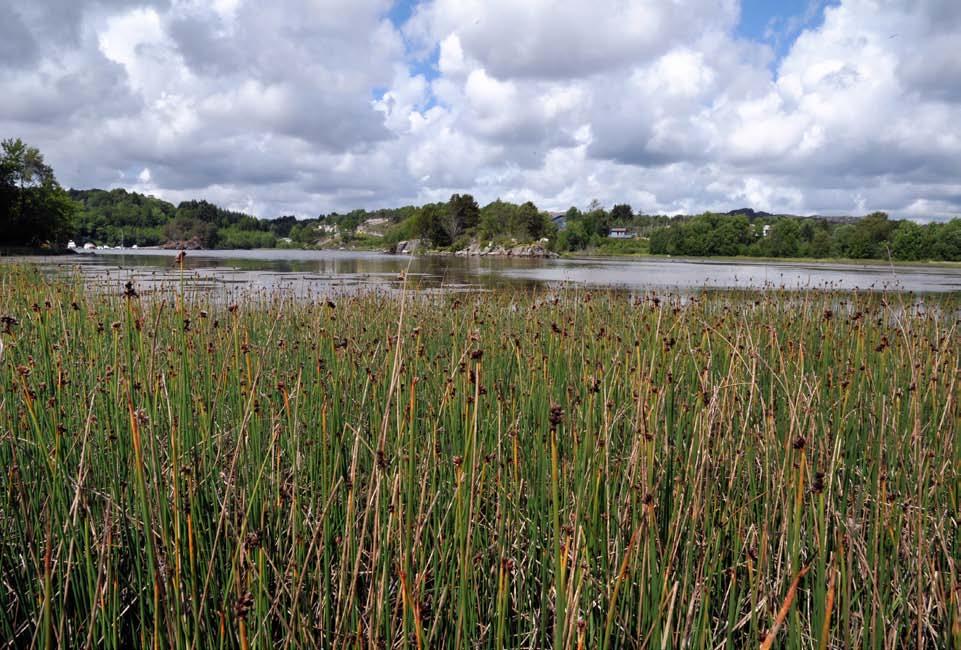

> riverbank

[
  {"left": 0, "top": 246, "right": 78, "bottom": 256},
  {"left": 51, "top": 236, "right": 961, "bottom": 269},
  {"left": 562, "top": 250, "right": 961, "bottom": 268}
]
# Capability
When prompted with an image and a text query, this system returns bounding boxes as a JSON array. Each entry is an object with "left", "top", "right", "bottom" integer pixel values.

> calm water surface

[{"left": 6, "top": 248, "right": 961, "bottom": 297}]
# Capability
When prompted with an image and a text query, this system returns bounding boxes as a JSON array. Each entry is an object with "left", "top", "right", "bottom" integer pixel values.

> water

[{"left": 6, "top": 248, "right": 961, "bottom": 297}]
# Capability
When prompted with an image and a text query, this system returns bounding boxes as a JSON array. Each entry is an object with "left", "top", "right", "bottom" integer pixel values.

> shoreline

[
  {"left": 5, "top": 244, "right": 960, "bottom": 270},
  {"left": 0, "top": 247, "right": 79, "bottom": 257},
  {"left": 561, "top": 251, "right": 961, "bottom": 269}
]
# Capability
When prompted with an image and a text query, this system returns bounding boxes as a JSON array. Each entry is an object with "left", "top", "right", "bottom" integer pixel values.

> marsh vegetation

[{"left": 0, "top": 267, "right": 958, "bottom": 648}]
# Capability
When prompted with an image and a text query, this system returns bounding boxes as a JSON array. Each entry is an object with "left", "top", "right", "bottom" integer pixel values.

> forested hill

[
  {"left": 67, "top": 188, "right": 961, "bottom": 261},
  {"left": 69, "top": 189, "right": 173, "bottom": 247},
  {"left": 69, "top": 189, "right": 301, "bottom": 249}
]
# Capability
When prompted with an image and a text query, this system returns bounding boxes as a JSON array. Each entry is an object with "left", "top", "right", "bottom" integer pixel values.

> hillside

[
  {"left": 65, "top": 188, "right": 961, "bottom": 262},
  {"left": 69, "top": 189, "right": 300, "bottom": 249}
]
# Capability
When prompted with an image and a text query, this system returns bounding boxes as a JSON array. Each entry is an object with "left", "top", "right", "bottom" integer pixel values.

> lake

[{"left": 6, "top": 248, "right": 961, "bottom": 297}]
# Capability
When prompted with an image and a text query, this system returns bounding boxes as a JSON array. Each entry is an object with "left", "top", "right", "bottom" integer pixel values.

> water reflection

[{"left": 6, "top": 248, "right": 961, "bottom": 297}]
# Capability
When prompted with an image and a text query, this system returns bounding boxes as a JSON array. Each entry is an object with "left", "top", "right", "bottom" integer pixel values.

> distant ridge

[
  {"left": 724, "top": 207, "right": 860, "bottom": 224},
  {"left": 724, "top": 207, "right": 777, "bottom": 218}
]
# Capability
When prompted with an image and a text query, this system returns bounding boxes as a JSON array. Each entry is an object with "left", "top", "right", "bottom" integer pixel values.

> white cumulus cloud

[{"left": 0, "top": 0, "right": 959, "bottom": 219}]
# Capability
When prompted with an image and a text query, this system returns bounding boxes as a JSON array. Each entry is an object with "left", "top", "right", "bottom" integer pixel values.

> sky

[{"left": 2, "top": 0, "right": 960, "bottom": 221}]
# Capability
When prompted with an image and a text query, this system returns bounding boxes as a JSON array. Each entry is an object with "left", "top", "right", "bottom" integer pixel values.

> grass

[{"left": 0, "top": 265, "right": 959, "bottom": 648}]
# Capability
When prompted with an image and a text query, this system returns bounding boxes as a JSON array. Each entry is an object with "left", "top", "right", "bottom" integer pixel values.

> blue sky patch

[
  {"left": 387, "top": 0, "right": 419, "bottom": 27},
  {"left": 387, "top": 0, "right": 440, "bottom": 85},
  {"left": 736, "top": 0, "right": 839, "bottom": 63}
]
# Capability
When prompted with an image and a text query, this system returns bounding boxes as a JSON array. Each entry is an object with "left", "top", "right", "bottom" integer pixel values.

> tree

[
  {"left": 929, "top": 220, "right": 961, "bottom": 261},
  {"left": 556, "top": 219, "right": 590, "bottom": 252},
  {"left": 891, "top": 221, "right": 925, "bottom": 260},
  {"left": 581, "top": 201, "right": 610, "bottom": 238},
  {"left": 833, "top": 212, "right": 897, "bottom": 259},
  {"left": 761, "top": 219, "right": 802, "bottom": 257},
  {"left": 269, "top": 215, "right": 299, "bottom": 238},
  {"left": 442, "top": 194, "right": 480, "bottom": 243},
  {"left": 648, "top": 227, "right": 672, "bottom": 255},
  {"left": 0, "top": 144, "right": 16, "bottom": 223},
  {"left": 712, "top": 215, "right": 751, "bottom": 256},
  {"left": 810, "top": 227, "right": 832, "bottom": 258},
  {"left": 0, "top": 138, "right": 77, "bottom": 247},
  {"left": 288, "top": 223, "right": 318, "bottom": 245},
  {"left": 855, "top": 211, "right": 897, "bottom": 258},
  {"left": 479, "top": 199, "right": 514, "bottom": 240},
  {"left": 163, "top": 216, "right": 217, "bottom": 247},
  {"left": 518, "top": 201, "right": 546, "bottom": 240},
  {"left": 413, "top": 203, "right": 450, "bottom": 247},
  {"left": 610, "top": 203, "right": 633, "bottom": 223}
]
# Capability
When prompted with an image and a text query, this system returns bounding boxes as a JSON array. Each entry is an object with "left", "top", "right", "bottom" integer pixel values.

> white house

[{"left": 608, "top": 227, "right": 635, "bottom": 239}]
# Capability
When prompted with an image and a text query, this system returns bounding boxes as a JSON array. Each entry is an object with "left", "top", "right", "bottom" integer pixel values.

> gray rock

[
  {"left": 387, "top": 239, "right": 421, "bottom": 255},
  {"left": 455, "top": 242, "right": 557, "bottom": 258}
]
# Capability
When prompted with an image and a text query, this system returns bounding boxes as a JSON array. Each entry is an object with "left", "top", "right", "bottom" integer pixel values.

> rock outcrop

[
  {"left": 385, "top": 239, "right": 421, "bottom": 254},
  {"left": 455, "top": 242, "right": 557, "bottom": 258}
]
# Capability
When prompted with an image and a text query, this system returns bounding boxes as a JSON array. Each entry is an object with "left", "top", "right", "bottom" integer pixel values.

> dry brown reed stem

[
  {"left": 760, "top": 563, "right": 811, "bottom": 650},
  {"left": 818, "top": 566, "right": 837, "bottom": 650}
]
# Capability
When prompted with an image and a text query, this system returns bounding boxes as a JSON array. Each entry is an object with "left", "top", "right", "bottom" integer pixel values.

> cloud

[
  {"left": 406, "top": 0, "right": 739, "bottom": 79},
  {"left": 1, "top": 0, "right": 960, "bottom": 219},
  {"left": 0, "top": 1, "right": 38, "bottom": 67}
]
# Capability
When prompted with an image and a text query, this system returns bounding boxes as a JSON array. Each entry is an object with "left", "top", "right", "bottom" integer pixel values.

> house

[
  {"left": 608, "top": 227, "right": 635, "bottom": 239},
  {"left": 762, "top": 224, "right": 771, "bottom": 237},
  {"left": 550, "top": 213, "right": 567, "bottom": 230}
]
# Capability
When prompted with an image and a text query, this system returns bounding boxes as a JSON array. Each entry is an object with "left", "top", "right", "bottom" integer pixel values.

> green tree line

[
  {"left": 4, "top": 138, "right": 960, "bottom": 259},
  {"left": 313, "top": 195, "right": 556, "bottom": 250},
  {"left": 648, "top": 211, "right": 961, "bottom": 261}
]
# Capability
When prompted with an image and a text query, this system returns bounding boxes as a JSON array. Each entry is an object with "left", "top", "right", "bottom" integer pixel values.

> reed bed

[{"left": 0, "top": 266, "right": 958, "bottom": 648}]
